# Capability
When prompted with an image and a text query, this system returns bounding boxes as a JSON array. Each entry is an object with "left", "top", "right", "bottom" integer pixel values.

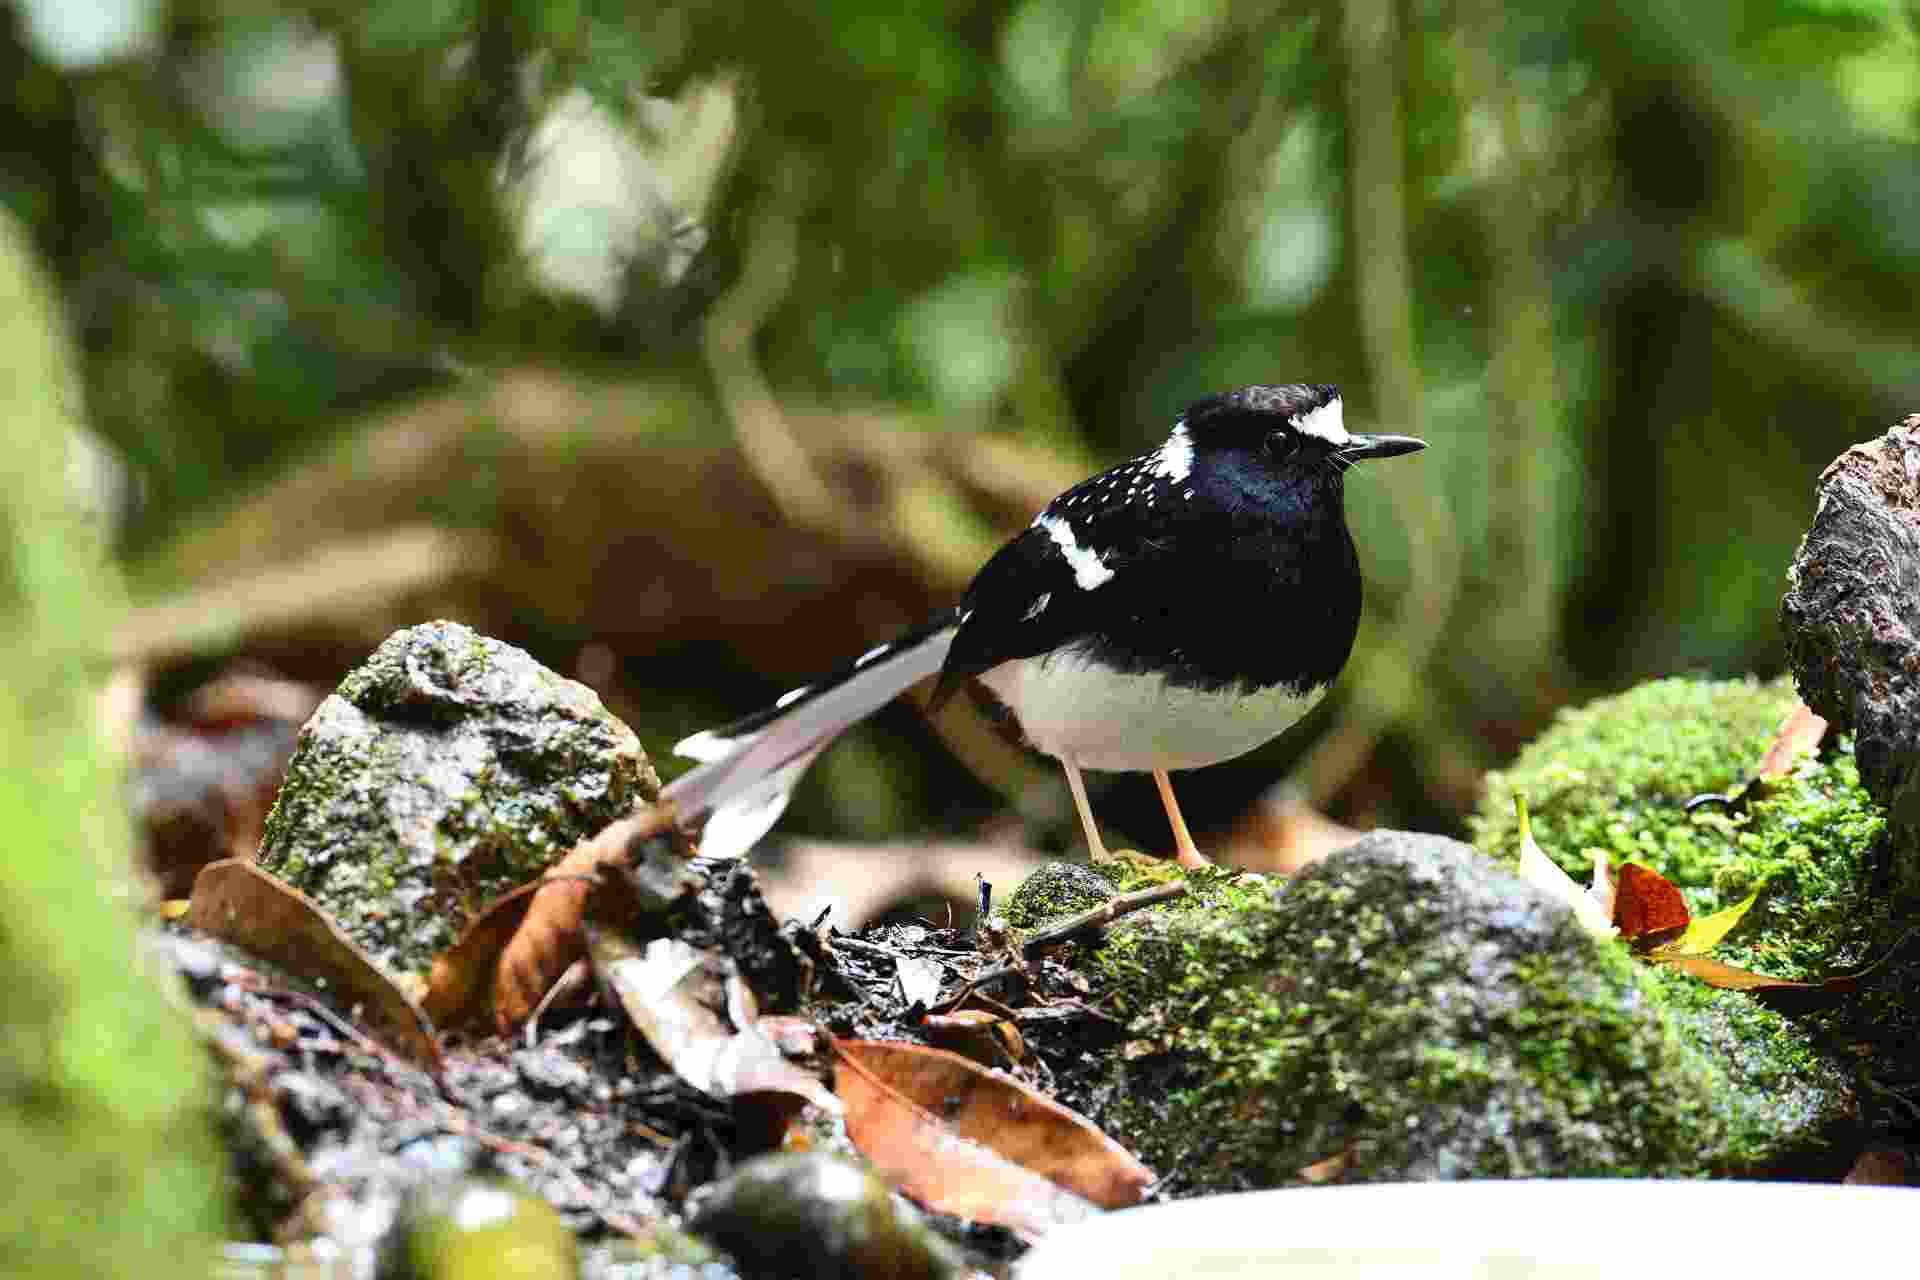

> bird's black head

[{"left": 1178, "top": 384, "right": 1425, "bottom": 476}]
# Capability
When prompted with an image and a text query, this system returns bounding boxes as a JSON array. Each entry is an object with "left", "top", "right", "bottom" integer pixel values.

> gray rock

[
  {"left": 1092, "top": 832, "right": 1823, "bottom": 1190},
  {"left": 257, "top": 621, "right": 658, "bottom": 974},
  {"left": 1781, "top": 417, "right": 1920, "bottom": 829}
]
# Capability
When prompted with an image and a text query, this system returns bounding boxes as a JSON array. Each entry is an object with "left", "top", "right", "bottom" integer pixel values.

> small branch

[{"left": 949, "top": 880, "right": 1189, "bottom": 999}]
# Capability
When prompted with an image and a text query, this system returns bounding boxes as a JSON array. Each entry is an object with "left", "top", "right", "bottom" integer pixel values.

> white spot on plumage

[
  {"left": 1021, "top": 591, "right": 1051, "bottom": 621},
  {"left": 1150, "top": 422, "right": 1194, "bottom": 482},
  {"left": 855, "top": 644, "right": 889, "bottom": 667},
  {"left": 775, "top": 686, "right": 810, "bottom": 708},
  {"left": 1035, "top": 513, "right": 1114, "bottom": 590},
  {"left": 1291, "top": 394, "right": 1349, "bottom": 445}
]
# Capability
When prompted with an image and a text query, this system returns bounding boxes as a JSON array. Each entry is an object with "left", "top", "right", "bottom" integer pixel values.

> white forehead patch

[
  {"left": 1291, "top": 396, "right": 1349, "bottom": 445},
  {"left": 1150, "top": 421, "right": 1193, "bottom": 482},
  {"left": 1035, "top": 514, "right": 1114, "bottom": 590}
]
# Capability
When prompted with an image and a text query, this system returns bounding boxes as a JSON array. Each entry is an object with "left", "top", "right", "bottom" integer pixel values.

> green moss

[
  {"left": 1002, "top": 863, "right": 1117, "bottom": 930},
  {"left": 0, "top": 212, "right": 224, "bottom": 1274},
  {"left": 1090, "top": 835, "right": 1748, "bottom": 1189},
  {"left": 1468, "top": 676, "right": 1883, "bottom": 1162},
  {"left": 1472, "top": 675, "right": 1798, "bottom": 890}
]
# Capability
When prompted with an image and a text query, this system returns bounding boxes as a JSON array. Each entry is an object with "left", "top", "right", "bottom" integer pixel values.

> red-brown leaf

[
  {"left": 421, "top": 809, "right": 674, "bottom": 1036},
  {"left": 185, "top": 859, "right": 441, "bottom": 1072},
  {"left": 831, "top": 1040, "right": 1103, "bottom": 1239},
  {"left": 1613, "top": 862, "right": 1690, "bottom": 945},
  {"left": 834, "top": 1039, "right": 1152, "bottom": 1211}
]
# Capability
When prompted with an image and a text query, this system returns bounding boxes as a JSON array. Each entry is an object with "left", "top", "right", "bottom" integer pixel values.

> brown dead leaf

[
  {"left": 421, "top": 809, "right": 682, "bottom": 1036},
  {"left": 185, "top": 859, "right": 441, "bottom": 1072},
  {"left": 831, "top": 1040, "right": 1103, "bottom": 1240},
  {"left": 833, "top": 1039, "right": 1152, "bottom": 1211},
  {"left": 1757, "top": 701, "right": 1829, "bottom": 784},
  {"left": 1653, "top": 925, "right": 1920, "bottom": 1011},
  {"left": 589, "top": 930, "right": 839, "bottom": 1114},
  {"left": 922, "top": 1009, "right": 1024, "bottom": 1068},
  {"left": 1655, "top": 953, "right": 1860, "bottom": 1016},
  {"left": 1298, "top": 1147, "right": 1353, "bottom": 1184},
  {"left": 421, "top": 879, "right": 544, "bottom": 1033},
  {"left": 1655, "top": 954, "right": 1813, "bottom": 990}
]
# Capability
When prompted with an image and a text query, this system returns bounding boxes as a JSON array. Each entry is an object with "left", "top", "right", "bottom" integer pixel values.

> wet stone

[{"left": 256, "top": 621, "right": 659, "bottom": 974}]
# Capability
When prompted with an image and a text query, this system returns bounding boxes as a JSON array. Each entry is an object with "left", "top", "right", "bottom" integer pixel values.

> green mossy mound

[
  {"left": 1003, "top": 861, "right": 1118, "bottom": 930},
  {"left": 1470, "top": 675, "right": 1799, "bottom": 891},
  {"left": 1089, "top": 834, "right": 1755, "bottom": 1190},
  {"left": 1471, "top": 675, "right": 1879, "bottom": 1164}
]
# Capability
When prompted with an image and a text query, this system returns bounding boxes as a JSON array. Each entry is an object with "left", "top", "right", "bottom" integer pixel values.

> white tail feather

[{"left": 661, "top": 623, "right": 958, "bottom": 854}]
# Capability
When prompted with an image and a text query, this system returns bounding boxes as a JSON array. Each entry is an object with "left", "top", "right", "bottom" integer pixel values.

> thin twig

[{"left": 943, "top": 880, "right": 1189, "bottom": 1001}]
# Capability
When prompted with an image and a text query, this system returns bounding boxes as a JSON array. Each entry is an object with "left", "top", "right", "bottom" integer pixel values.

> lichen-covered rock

[
  {"left": 1782, "top": 418, "right": 1920, "bottom": 839},
  {"left": 1093, "top": 833, "right": 1826, "bottom": 1190},
  {"left": 258, "top": 621, "right": 658, "bottom": 974}
]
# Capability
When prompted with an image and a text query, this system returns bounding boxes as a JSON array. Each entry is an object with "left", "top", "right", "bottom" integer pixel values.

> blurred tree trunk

[{"left": 0, "top": 212, "right": 224, "bottom": 1276}]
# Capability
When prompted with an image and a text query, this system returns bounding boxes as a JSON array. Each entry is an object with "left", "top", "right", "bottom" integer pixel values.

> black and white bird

[{"left": 662, "top": 384, "right": 1424, "bottom": 866}]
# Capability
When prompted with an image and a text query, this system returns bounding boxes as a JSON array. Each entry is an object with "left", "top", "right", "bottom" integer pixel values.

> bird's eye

[{"left": 1264, "top": 431, "right": 1301, "bottom": 461}]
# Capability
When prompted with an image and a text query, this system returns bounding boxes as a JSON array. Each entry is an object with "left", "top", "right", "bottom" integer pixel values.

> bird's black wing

[{"left": 933, "top": 449, "right": 1190, "bottom": 706}]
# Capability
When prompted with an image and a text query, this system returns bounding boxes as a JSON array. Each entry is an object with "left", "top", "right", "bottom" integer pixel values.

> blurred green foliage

[{"left": 4, "top": 0, "right": 1917, "bottom": 829}]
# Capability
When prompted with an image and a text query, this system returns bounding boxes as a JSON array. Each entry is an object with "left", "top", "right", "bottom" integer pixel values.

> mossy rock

[
  {"left": 1470, "top": 676, "right": 1887, "bottom": 1162},
  {"left": 1003, "top": 862, "right": 1118, "bottom": 930},
  {"left": 1090, "top": 833, "right": 1801, "bottom": 1189},
  {"left": 258, "top": 621, "right": 659, "bottom": 974}
]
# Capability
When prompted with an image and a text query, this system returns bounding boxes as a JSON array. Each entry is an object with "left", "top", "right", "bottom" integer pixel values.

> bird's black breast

[{"left": 937, "top": 445, "right": 1364, "bottom": 701}]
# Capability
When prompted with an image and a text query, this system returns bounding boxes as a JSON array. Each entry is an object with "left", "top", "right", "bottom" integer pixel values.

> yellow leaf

[{"left": 1650, "top": 889, "right": 1761, "bottom": 958}]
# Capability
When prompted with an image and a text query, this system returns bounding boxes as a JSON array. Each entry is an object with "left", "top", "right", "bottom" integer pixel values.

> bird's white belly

[{"left": 978, "top": 649, "right": 1326, "bottom": 773}]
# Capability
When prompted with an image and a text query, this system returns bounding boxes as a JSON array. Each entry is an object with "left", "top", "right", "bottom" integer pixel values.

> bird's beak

[{"left": 1340, "top": 433, "right": 1427, "bottom": 461}]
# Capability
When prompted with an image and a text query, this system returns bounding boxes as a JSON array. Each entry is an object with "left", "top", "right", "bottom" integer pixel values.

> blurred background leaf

[{"left": 6, "top": 0, "right": 1917, "bottom": 856}]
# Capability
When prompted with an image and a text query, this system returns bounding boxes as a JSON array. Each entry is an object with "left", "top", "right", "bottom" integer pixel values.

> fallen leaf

[
  {"left": 833, "top": 1039, "right": 1152, "bottom": 1210},
  {"left": 1652, "top": 889, "right": 1761, "bottom": 958},
  {"left": 1613, "top": 863, "right": 1690, "bottom": 946},
  {"left": 922, "top": 1009, "right": 1025, "bottom": 1067},
  {"left": 185, "top": 859, "right": 441, "bottom": 1072},
  {"left": 1514, "top": 797, "right": 1615, "bottom": 939},
  {"left": 1655, "top": 953, "right": 1825, "bottom": 994},
  {"left": 589, "top": 930, "right": 839, "bottom": 1114},
  {"left": 1757, "top": 701, "right": 1829, "bottom": 783},
  {"left": 421, "top": 879, "right": 543, "bottom": 1033},
  {"left": 421, "top": 809, "right": 687, "bottom": 1036},
  {"left": 1298, "top": 1147, "right": 1352, "bottom": 1184},
  {"left": 831, "top": 1040, "right": 1105, "bottom": 1239},
  {"left": 894, "top": 954, "right": 946, "bottom": 1008}
]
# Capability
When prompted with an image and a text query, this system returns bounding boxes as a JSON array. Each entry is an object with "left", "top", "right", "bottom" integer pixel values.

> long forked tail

[{"left": 660, "top": 610, "right": 961, "bottom": 859}]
